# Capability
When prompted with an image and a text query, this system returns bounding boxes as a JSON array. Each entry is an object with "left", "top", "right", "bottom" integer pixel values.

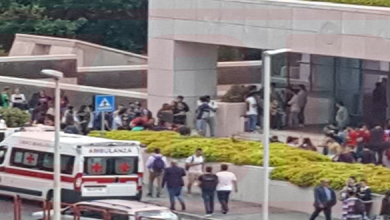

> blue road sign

[{"left": 95, "top": 95, "right": 115, "bottom": 112}]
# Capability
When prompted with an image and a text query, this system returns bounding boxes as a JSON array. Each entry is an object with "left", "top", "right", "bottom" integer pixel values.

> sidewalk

[{"left": 142, "top": 191, "right": 328, "bottom": 220}]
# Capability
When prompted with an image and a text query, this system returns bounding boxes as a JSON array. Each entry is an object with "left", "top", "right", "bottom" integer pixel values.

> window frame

[{"left": 83, "top": 156, "right": 138, "bottom": 176}]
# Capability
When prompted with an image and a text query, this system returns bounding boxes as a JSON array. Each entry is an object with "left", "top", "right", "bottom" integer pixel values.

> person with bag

[
  {"left": 146, "top": 148, "right": 168, "bottom": 197},
  {"left": 196, "top": 96, "right": 216, "bottom": 137},
  {"left": 345, "top": 191, "right": 365, "bottom": 220},
  {"left": 185, "top": 148, "right": 204, "bottom": 194},
  {"left": 198, "top": 166, "right": 218, "bottom": 217},
  {"left": 381, "top": 191, "right": 390, "bottom": 220}
]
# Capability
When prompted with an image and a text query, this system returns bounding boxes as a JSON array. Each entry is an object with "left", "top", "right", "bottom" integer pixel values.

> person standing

[
  {"left": 369, "top": 125, "right": 385, "bottom": 164},
  {"left": 335, "top": 102, "right": 350, "bottom": 130},
  {"left": 309, "top": 179, "right": 337, "bottom": 220},
  {"left": 10, "top": 88, "right": 26, "bottom": 110},
  {"left": 245, "top": 93, "right": 258, "bottom": 132},
  {"left": 345, "top": 191, "right": 365, "bottom": 220},
  {"left": 372, "top": 82, "right": 387, "bottom": 127},
  {"left": 198, "top": 166, "right": 218, "bottom": 217},
  {"left": 1, "top": 87, "right": 10, "bottom": 108},
  {"left": 297, "top": 85, "right": 308, "bottom": 127},
  {"left": 185, "top": 148, "right": 204, "bottom": 194},
  {"left": 359, "top": 145, "right": 376, "bottom": 164},
  {"left": 216, "top": 164, "right": 238, "bottom": 215},
  {"left": 77, "top": 105, "right": 91, "bottom": 135},
  {"left": 172, "top": 96, "right": 190, "bottom": 125},
  {"left": 358, "top": 180, "right": 372, "bottom": 218},
  {"left": 196, "top": 97, "right": 216, "bottom": 137},
  {"left": 380, "top": 190, "right": 390, "bottom": 220},
  {"left": 146, "top": 148, "right": 167, "bottom": 198},
  {"left": 162, "top": 160, "right": 186, "bottom": 211},
  {"left": 288, "top": 90, "right": 300, "bottom": 128}
]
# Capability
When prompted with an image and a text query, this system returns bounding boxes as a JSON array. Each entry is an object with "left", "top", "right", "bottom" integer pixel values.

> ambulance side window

[{"left": 0, "top": 146, "right": 7, "bottom": 164}]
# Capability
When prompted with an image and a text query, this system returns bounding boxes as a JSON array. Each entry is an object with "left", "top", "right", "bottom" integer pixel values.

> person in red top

[
  {"left": 357, "top": 125, "right": 371, "bottom": 156},
  {"left": 345, "top": 127, "right": 358, "bottom": 149}
]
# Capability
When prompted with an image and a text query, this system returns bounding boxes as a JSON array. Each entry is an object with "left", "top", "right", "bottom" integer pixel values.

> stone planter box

[{"left": 215, "top": 101, "right": 246, "bottom": 137}]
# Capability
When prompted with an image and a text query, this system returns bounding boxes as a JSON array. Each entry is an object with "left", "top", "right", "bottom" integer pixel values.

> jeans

[
  {"left": 202, "top": 190, "right": 215, "bottom": 214},
  {"left": 364, "top": 203, "right": 372, "bottom": 218},
  {"left": 248, "top": 114, "right": 257, "bottom": 132},
  {"left": 309, "top": 206, "right": 332, "bottom": 220},
  {"left": 217, "top": 191, "right": 231, "bottom": 213},
  {"left": 167, "top": 187, "right": 185, "bottom": 210},
  {"left": 196, "top": 118, "right": 216, "bottom": 137},
  {"left": 289, "top": 111, "right": 299, "bottom": 127},
  {"left": 148, "top": 171, "right": 163, "bottom": 196}
]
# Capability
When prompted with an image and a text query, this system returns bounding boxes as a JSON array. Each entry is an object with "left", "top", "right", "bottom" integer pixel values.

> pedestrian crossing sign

[{"left": 95, "top": 95, "right": 115, "bottom": 112}]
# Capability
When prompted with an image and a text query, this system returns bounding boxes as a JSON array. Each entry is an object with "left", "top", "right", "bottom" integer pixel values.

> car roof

[{"left": 77, "top": 200, "right": 169, "bottom": 213}]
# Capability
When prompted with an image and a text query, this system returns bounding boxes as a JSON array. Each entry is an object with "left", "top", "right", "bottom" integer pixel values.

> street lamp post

[
  {"left": 262, "top": 49, "right": 291, "bottom": 220},
  {"left": 40, "top": 69, "right": 64, "bottom": 220}
]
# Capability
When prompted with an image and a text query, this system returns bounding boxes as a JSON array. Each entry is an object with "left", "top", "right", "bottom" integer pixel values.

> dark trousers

[
  {"left": 217, "top": 191, "right": 231, "bottom": 213},
  {"left": 309, "top": 206, "right": 332, "bottom": 220},
  {"left": 167, "top": 187, "right": 184, "bottom": 210},
  {"left": 298, "top": 106, "right": 305, "bottom": 125},
  {"left": 364, "top": 203, "right": 372, "bottom": 217},
  {"left": 202, "top": 190, "right": 215, "bottom": 214}
]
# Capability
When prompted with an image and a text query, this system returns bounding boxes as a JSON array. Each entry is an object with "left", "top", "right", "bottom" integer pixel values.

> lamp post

[
  {"left": 262, "top": 49, "right": 291, "bottom": 220},
  {"left": 40, "top": 69, "right": 63, "bottom": 220}
]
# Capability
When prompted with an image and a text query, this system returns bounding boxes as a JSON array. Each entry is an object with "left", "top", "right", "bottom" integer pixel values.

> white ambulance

[{"left": 0, "top": 131, "right": 144, "bottom": 202}]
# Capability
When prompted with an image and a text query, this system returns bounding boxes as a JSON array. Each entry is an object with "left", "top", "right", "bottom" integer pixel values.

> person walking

[
  {"left": 336, "top": 102, "right": 350, "bottom": 130},
  {"left": 288, "top": 90, "right": 300, "bottom": 128},
  {"left": 309, "top": 179, "right": 337, "bottom": 220},
  {"left": 344, "top": 191, "right": 365, "bottom": 220},
  {"left": 380, "top": 190, "right": 390, "bottom": 220},
  {"left": 245, "top": 93, "right": 258, "bottom": 132},
  {"left": 216, "top": 164, "right": 238, "bottom": 215},
  {"left": 185, "top": 148, "right": 204, "bottom": 194},
  {"left": 198, "top": 166, "right": 218, "bottom": 217},
  {"left": 297, "top": 85, "right": 308, "bottom": 127},
  {"left": 162, "top": 160, "right": 186, "bottom": 211},
  {"left": 358, "top": 180, "right": 372, "bottom": 218},
  {"left": 146, "top": 148, "right": 167, "bottom": 198}
]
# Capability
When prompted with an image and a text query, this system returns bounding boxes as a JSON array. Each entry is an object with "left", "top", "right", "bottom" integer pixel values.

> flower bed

[{"left": 90, "top": 131, "right": 389, "bottom": 193}]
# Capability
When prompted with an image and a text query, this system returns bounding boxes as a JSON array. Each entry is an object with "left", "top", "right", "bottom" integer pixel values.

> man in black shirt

[{"left": 198, "top": 166, "right": 218, "bottom": 217}]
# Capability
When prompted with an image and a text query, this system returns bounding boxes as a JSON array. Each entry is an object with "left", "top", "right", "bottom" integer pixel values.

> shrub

[{"left": 0, "top": 108, "right": 29, "bottom": 127}]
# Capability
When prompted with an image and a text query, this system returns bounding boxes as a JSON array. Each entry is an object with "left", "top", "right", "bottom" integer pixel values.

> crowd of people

[
  {"left": 310, "top": 177, "right": 390, "bottom": 220},
  {"left": 146, "top": 148, "right": 238, "bottom": 217}
]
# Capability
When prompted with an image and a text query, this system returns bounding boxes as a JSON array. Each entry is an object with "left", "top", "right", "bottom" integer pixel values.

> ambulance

[{"left": 0, "top": 131, "right": 144, "bottom": 202}]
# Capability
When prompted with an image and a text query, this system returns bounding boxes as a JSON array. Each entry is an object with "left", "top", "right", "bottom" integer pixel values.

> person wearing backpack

[
  {"left": 146, "top": 148, "right": 167, "bottom": 197},
  {"left": 198, "top": 166, "right": 218, "bottom": 217},
  {"left": 345, "top": 191, "right": 365, "bottom": 220},
  {"left": 185, "top": 148, "right": 205, "bottom": 194}
]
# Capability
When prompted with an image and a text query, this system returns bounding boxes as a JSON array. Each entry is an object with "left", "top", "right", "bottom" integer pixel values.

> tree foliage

[{"left": 0, "top": 0, "right": 148, "bottom": 53}]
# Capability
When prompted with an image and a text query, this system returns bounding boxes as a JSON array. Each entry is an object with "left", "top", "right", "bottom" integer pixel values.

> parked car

[{"left": 31, "top": 200, "right": 180, "bottom": 220}]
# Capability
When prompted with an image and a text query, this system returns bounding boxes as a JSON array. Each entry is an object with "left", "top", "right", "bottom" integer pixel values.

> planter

[{"left": 215, "top": 101, "right": 246, "bottom": 137}]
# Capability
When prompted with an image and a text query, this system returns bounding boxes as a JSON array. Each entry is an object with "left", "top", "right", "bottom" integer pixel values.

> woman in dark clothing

[
  {"left": 337, "top": 147, "right": 355, "bottom": 163},
  {"left": 381, "top": 190, "right": 390, "bottom": 220},
  {"left": 77, "top": 105, "right": 91, "bottom": 135}
]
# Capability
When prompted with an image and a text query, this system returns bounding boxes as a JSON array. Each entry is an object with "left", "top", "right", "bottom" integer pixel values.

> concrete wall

[
  {"left": 0, "top": 55, "right": 77, "bottom": 78},
  {"left": 142, "top": 150, "right": 383, "bottom": 219},
  {"left": 9, "top": 34, "right": 147, "bottom": 67}
]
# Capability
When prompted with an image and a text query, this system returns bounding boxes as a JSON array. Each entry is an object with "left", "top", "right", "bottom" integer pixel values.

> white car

[{"left": 32, "top": 200, "right": 180, "bottom": 220}]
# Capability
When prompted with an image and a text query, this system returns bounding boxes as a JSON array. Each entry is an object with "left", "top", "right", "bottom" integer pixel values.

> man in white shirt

[
  {"left": 246, "top": 94, "right": 258, "bottom": 132},
  {"left": 185, "top": 148, "right": 204, "bottom": 194},
  {"left": 216, "top": 164, "right": 238, "bottom": 214},
  {"left": 145, "top": 148, "right": 168, "bottom": 197}
]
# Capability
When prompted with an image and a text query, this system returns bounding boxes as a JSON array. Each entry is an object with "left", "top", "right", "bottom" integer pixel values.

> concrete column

[{"left": 147, "top": 38, "right": 218, "bottom": 125}]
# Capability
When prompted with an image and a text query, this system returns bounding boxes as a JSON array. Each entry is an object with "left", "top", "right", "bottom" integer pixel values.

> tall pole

[
  {"left": 262, "top": 52, "right": 271, "bottom": 220},
  {"left": 262, "top": 49, "right": 291, "bottom": 220},
  {"left": 53, "top": 79, "right": 61, "bottom": 220}
]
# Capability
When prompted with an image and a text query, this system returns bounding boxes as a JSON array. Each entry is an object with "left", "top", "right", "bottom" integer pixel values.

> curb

[{"left": 175, "top": 211, "right": 221, "bottom": 220}]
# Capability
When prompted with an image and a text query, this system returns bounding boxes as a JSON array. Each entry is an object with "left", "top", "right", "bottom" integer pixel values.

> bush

[
  {"left": 0, "top": 108, "right": 29, "bottom": 127},
  {"left": 308, "top": 0, "right": 390, "bottom": 7}
]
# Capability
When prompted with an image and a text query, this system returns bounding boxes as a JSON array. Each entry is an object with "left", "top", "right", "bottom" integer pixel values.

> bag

[
  {"left": 185, "top": 156, "right": 194, "bottom": 171},
  {"left": 352, "top": 199, "right": 365, "bottom": 215},
  {"left": 199, "top": 174, "right": 218, "bottom": 190},
  {"left": 151, "top": 156, "right": 165, "bottom": 172}
]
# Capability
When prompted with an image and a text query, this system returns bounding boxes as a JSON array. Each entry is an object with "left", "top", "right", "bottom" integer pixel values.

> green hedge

[
  {"left": 91, "top": 131, "right": 390, "bottom": 193},
  {"left": 308, "top": 0, "right": 390, "bottom": 7},
  {"left": 0, "top": 108, "right": 29, "bottom": 127}
]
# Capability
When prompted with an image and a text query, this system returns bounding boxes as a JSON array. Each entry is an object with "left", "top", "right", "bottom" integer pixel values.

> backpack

[
  {"left": 199, "top": 174, "right": 218, "bottom": 190},
  {"left": 352, "top": 199, "right": 365, "bottom": 215},
  {"left": 151, "top": 156, "right": 165, "bottom": 172}
]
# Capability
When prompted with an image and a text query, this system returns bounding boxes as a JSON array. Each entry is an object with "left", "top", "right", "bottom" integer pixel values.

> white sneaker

[{"left": 205, "top": 214, "right": 212, "bottom": 217}]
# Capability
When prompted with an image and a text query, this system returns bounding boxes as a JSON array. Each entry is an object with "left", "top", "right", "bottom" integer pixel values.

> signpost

[{"left": 94, "top": 95, "right": 115, "bottom": 132}]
